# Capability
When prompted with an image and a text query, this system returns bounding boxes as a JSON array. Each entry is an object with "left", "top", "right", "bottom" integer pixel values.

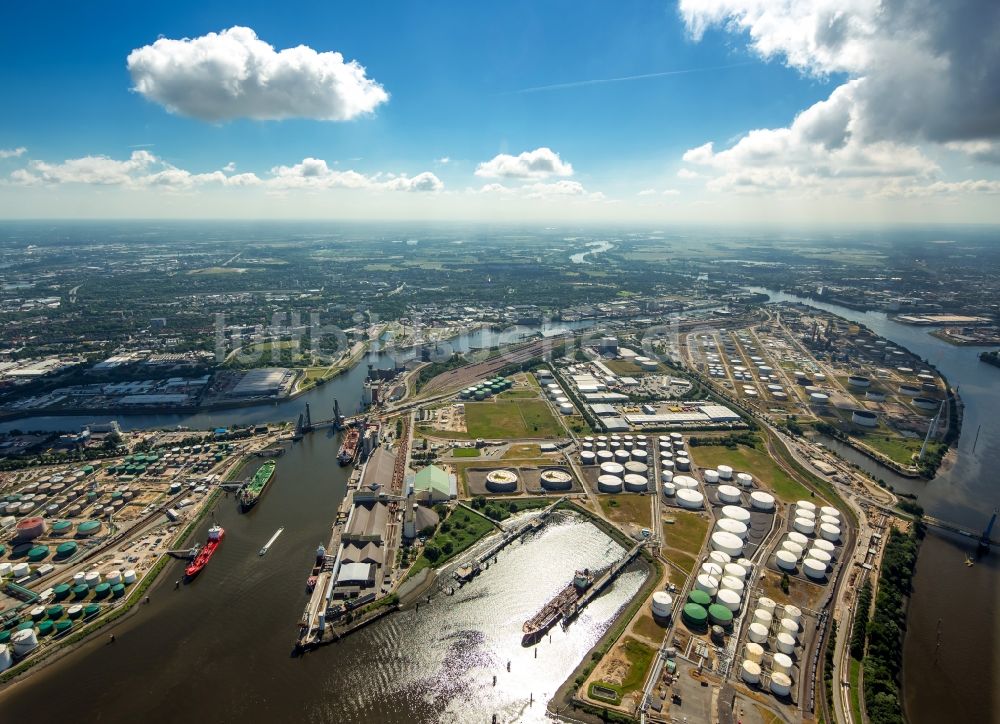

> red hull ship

[
  {"left": 185, "top": 524, "right": 224, "bottom": 578},
  {"left": 337, "top": 427, "right": 360, "bottom": 466}
]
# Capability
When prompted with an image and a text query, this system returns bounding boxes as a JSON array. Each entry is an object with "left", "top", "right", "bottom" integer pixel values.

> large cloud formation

[
  {"left": 677, "top": 0, "right": 1000, "bottom": 194},
  {"left": 475, "top": 147, "right": 574, "bottom": 179},
  {"left": 127, "top": 26, "right": 389, "bottom": 122},
  {"left": 8, "top": 151, "right": 442, "bottom": 193}
]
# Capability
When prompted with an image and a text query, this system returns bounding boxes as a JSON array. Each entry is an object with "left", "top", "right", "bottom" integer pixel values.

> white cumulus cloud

[
  {"left": 0, "top": 147, "right": 27, "bottom": 159},
  {"left": 475, "top": 147, "right": 574, "bottom": 179},
  {"left": 127, "top": 26, "right": 389, "bottom": 122}
]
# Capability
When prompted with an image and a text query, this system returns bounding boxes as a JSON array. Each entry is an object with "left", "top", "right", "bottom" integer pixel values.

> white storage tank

[
  {"left": 0, "top": 643, "right": 12, "bottom": 672},
  {"left": 675, "top": 456, "right": 691, "bottom": 471},
  {"left": 661, "top": 470, "right": 674, "bottom": 484},
  {"left": 597, "top": 475, "right": 624, "bottom": 493},
  {"left": 600, "top": 462, "right": 624, "bottom": 478},
  {"left": 820, "top": 514, "right": 839, "bottom": 526},
  {"left": 808, "top": 548, "right": 833, "bottom": 567},
  {"left": 717, "top": 465, "right": 733, "bottom": 480},
  {"left": 758, "top": 597, "right": 777, "bottom": 613},
  {"left": 614, "top": 450, "right": 630, "bottom": 464},
  {"left": 662, "top": 482, "right": 676, "bottom": 497},
  {"left": 631, "top": 449, "right": 648, "bottom": 463},
  {"left": 722, "top": 505, "right": 751, "bottom": 524},
  {"left": 12, "top": 562, "right": 30, "bottom": 578},
  {"left": 772, "top": 652, "right": 793, "bottom": 675},
  {"left": 623, "top": 474, "right": 648, "bottom": 492},
  {"left": 813, "top": 539, "right": 836, "bottom": 555},
  {"left": 700, "top": 562, "right": 724, "bottom": 578},
  {"left": 651, "top": 591, "right": 673, "bottom": 618},
  {"left": 720, "top": 575, "right": 745, "bottom": 595},
  {"left": 783, "top": 605, "right": 803, "bottom": 625},
  {"left": 781, "top": 540, "right": 805, "bottom": 560},
  {"left": 123, "top": 569, "right": 137, "bottom": 584},
  {"left": 625, "top": 461, "right": 648, "bottom": 477},
  {"left": 793, "top": 517, "right": 816, "bottom": 536},
  {"left": 0, "top": 562, "right": 11, "bottom": 577},
  {"left": 780, "top": 617, "right": 799, "bottom": 636},
  {"left": 745, "top": 642, "right": 764, "bottom": 663},
  {"left": 753, "top": 608, "right": 773, "bottom": 627},
  {"left": 795, "top": 500, "right": 816, "bottom": 514},
  {"left": 711, "top": 531, "right": 744, "bottom": 557},
  {"left": 736, "top": 472, "right": 754, "bottom": 488},
  {"left": 724, "top": 562, "right": 748, "bottom": 580},
  {"left": 11, "top": 628, "right": 38, "bottom": 657},
  {"left": 750, "top": 491, "right": 775, "bottom": 511},
  {"left": 770, "top": 672, "right": 792, "bottom": 696},
  {"left": 717, "top": 485, "right": 741, "bottom": 504},
  {"left": 775, "top": 551, "right": 798, "bottom": 570},
  {"left": 676, "top": 489, "right": 704, "bottom": 509},
  {"left": 795, "top": 507, "right": 816, "bottom": 521},
  {"left": 787, "top": 531, "right": 809, "bottom": 547},
  {"left": 716, "top": 518, "right": 749, "bottom": 539},
  {"left": 703, "top": 469, "right": 720, "bottom": 484},
  {"left": 695, "top": 574, "right": 720, "bottom": 597},
  {"left": 820, "top": 523, "right": 842, "bottom": 542},
  {"left": 709, "top": 551, "right": 732, "bottom": 567},
  {"left": 105, "top": 570, "right": 122, "bottom": 586},
  {"left": 820, "top": 505, "right": 841, "bottom": 519},
  {"left": 803, "top": 558, "right": 827, "bottom": 579},
  {"left": 776, "top": 631, "right": 796, "bottom": 654},
  {"left": 672, "top": 475, "right": 698, "bottom": 489},
  {"left": 580, "top": 451, "right": 596, "bottom": 465},
  {"left": 717, "top": 588, "right": 742, "bottom": 612},
  {"left": 597, "top": 450, "right": 614, "bottom": 463},
  {"left": 85, "top": 571, "right": 101, "bottom": 588},
  {"left": 741, "top": 659, "right": 762, "bottom": 684},
  {"left": 747, "top": 622, "right": 769, "bottom": 644}
]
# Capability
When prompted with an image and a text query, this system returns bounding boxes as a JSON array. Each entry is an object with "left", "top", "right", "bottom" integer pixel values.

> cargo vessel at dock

[
  {"left": 337, "top": 427, "right": 360, "bottom": 466},
  {"left": 185, "top": 525, "right": 224, "bottom": 579},
  {"left": 239, "top": 460, "right": 276, "bottom": 511},
  {"left": 522, "top": 568, "right": 594, "bottom": 645}
]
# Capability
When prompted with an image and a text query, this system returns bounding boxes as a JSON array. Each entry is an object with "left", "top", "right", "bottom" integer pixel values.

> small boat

[{"left": 259, "top": 527, "right": 284, "bottom": 556}]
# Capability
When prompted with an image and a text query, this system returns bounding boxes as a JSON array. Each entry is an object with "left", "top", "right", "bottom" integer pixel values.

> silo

[
  {"left": 741, "top": 660, "right": 762, "bottom": 684},
  {"left": 772, "top": 652, "right": 793, "bottom": 676},
  {"left": 717, "top": 588, "right": 741, "bottom": 612},
  {"left": 820, "top": 523, "right": 841, "bottom": 542},
  {"left": 744, "top": 642, "right": 764, "bottom": 663},
  {"left": 770, "top": 672, "right": 792, "bottom": 696},
  {"left": 775, "top": 631, "right": 796, "bottom": 654},
  {"left": 703, "top": 469, "right": 720, "bottom": 484},
  {"left": 750, "top": 491, "right": 775, "bottom": 511},
  {"left": 775, "top": 551, "right": 797, "bottom": 570},
  {"left": 717, "top": 485, "right": 741, "bottom": 504},
  {"left": 793, "top": 517, "right": 816, "bottom": 536},
  {"left": 711, "top": 531, "right": 743, "bottom": 557},
  {"left": 651, "top": 591, "right": 673, "bottom": 618},
  {"left": 717, "top": 465, "right": 733, "bottom": 480},
  {"left": 676, "top": 489, "right": 704, "bottom": 509},
  {"left": 747, "top": 622, "right": 769, "bottom": 643}
]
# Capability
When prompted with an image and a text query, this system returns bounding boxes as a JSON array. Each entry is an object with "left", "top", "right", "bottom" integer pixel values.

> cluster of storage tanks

[
  {"left": 543, "top": 381, "right": 576, "bottom": 415},
  {"left": 776, "top": 501, "right": 841, "bottom": 579},
  {"left": 657, "top": 434, "right": 701, "bottom": 506},
  {"left": 682, "top": 550, "right": 755, "bottom": 630},
  {"left": 459, "top": 376, "right": 513, "bottom": 401},
  {"left": 582, "top": 434, "right": 652, "bottom": 493},
  {"left": 740, "top": 596, "right": 803, "bottom": 697},
  {"left": 0, "top": 466, "right": 97, "bottom": 520}
]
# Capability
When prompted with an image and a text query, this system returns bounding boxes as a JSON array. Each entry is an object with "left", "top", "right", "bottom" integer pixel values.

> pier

[{"left": 562, "top": 541, "right": 645, "bottom": 624}]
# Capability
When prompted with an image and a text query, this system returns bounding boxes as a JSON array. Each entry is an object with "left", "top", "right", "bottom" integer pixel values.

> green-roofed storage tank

[
  {"left": 82, "top": 465, "right": 95, "bottom": 474},
  {"left": 27, "top": 546, "right": 49, "bottom": 562},
  {"left": 687, "top": 590, "right": 712, "bottom": 606},
  {"left": 682, "top": 603, "right": 709, "bottom": 626},
  {"left": 51, "top": 520, "right": 73, "bottom": 534},
  {"left": 0, "top": 630, "right": 10, "bottom": 644},
  {"left": 46, "top": 605, "right": 64, "bottom": 620},
  {"left": 708, "top": 604, "right": 734, "bottom": 626},
  {"left": 17, "top": 620, "right": 35, "bottom": 631},
  {"left": 0, "top": 544, "right": 5, "bottom": 557},
  {"left": 56, "top": 542, "right": 78, "bottom": 559},
  {"left": 72, "top": 584, "right": 89, "bottom": 600},
  {"left": 55, "top": 620, "right": 72, "bottom": 634},
  {"left": 94, "top": 583, "right": 111, "bottom": 599},
  {"left": 53, "top": 583, "right": 72, "bottom": 601},
  {"left": 111, "top": 583, "right": 126, "bottom": 599},
  {"left": 83, "top": 604, "right": 100, "bottom": 618},
  {"left": 37, "top": 620, "right": 54, "bottom": 636},
  {"left": 77, "top": 520, "right": 102, "bottom": 535}
]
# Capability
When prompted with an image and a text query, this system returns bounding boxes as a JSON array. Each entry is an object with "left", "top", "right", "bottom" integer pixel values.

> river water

[
  {"left": 0, "top": 319, "right": 654, "bottom": 723},
  {"left": 747, "top": 288, "right": 1000, "bottom": 723}
]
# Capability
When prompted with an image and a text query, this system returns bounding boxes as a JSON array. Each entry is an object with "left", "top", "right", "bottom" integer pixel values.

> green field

[
  {"left": 451, "top": 448, "right": 480, "bottom": 458},
  {"left": 849, "top": 658, "right": 863, "bottom": 723},
  {"left": 594, "top": 637, "right": 655, "bottom": 700},
  {"left": 600, "top": 496, "right": 651, "bottom": 529},
  {"left": 855, "top": 434, "right": 922, "bottom": 465},
  {"left": 463, "top": 400, "right": 564, "bottom": 439},
  {"left": 407, "top": 506, "right": 497, "bottom": 578},
  {"left": 689, "top": 442, "right": 812, "bottom": 502},
  {"left": 662, "top": 510, "right": 709, "bottom": 576}
]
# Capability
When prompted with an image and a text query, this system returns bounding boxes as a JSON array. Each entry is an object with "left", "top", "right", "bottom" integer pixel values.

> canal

[{"left": 748, "top": 288, "right": 1000, "bottom": 724}]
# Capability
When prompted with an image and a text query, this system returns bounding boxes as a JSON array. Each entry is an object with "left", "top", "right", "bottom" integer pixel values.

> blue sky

[{"left": 1, "top": 1, "right": 998, "bottom": 221}]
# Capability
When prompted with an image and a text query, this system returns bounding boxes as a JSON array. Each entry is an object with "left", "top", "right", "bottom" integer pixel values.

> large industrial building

[{"left": 230, "top": 368, "right": 295, "bottom": 398}]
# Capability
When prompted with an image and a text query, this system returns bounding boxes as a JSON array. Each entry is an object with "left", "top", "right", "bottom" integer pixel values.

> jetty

[{"left": 561, "top": 541, "right": 645, "bottom": 625}]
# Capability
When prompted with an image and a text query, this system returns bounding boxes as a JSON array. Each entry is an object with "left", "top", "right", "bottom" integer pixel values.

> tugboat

[
  {"left": 185, "top": 525, "right": 225, "bottom": 579},
  {"left": 238, "top": 460, "right": 276, "bottom": 512},
  {"left": 522, "top": 569, "right": 594, "bottom": 645},
  {"left": 337, "top": 426, "right": 360, "bottom": 466}
]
